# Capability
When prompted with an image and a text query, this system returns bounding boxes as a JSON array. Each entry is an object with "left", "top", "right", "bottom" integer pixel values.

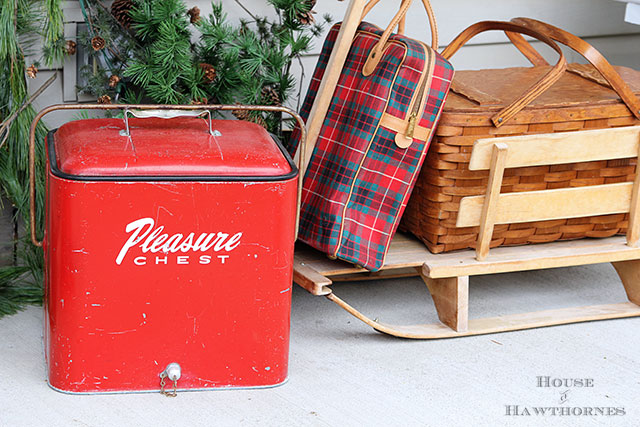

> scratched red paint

[{"left": 44, "top": 117, "right": 297, "bottom": 393}]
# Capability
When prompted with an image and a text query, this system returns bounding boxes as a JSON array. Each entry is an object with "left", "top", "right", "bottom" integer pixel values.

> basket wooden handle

[
  {"left": 507, "top": 17, "right": 640, "bottom": 121},
  {"left": 442, "top": 21, "right": 567, "bottom": 128},
  {"left": 362, "top": 0, "right": 439, "bottom": 76}
]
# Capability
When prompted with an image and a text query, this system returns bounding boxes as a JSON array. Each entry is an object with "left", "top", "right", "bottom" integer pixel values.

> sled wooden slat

[
  {"left": 456, "top": 182, "right": 633, "bottom": 228},
  {"left": 295, "top": 232, "right": 429, "bottom": 280},
  {"left": 362, "top": 302, "right": 640, "bottom": 339},
  {"left": 424, "top": 236, "right": 640, "bottom": 278},
  {"left": 468, "top": 126, "right": 640, "bottom": 170}
]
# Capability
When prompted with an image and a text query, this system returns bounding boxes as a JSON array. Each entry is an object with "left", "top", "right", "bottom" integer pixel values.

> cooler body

[{"left": 43, "top": 117, "right": 297, "bottom": 393}]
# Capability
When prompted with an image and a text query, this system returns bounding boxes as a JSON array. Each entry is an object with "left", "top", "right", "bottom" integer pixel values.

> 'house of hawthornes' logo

[{"left": 505, "top": 376, "right": 625, "bottom": 417}]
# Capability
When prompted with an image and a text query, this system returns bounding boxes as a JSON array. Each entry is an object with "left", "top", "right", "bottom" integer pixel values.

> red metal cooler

[{"left": 29, "top": 105, "right": 305, "bottom": 394}]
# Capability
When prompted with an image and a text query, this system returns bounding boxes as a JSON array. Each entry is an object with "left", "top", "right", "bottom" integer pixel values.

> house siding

[{"left": 28, "top": 0, "right": 640, "bottom": 124}]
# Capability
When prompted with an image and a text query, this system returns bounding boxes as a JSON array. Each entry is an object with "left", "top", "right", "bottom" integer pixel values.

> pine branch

[
  {"left": 42, "top": 0, "right": 65, "bottom": 66},
  {"left": 234, "top": 0, "right": 257, "bottom": 21},
  {"left": 0, "top": 74, "right": 57, "bottom": 149}
]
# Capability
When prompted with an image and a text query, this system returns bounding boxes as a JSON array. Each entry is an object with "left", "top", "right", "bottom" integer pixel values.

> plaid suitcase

[{"left": 288, "top": 0, "right": 454, "bottom": 270}]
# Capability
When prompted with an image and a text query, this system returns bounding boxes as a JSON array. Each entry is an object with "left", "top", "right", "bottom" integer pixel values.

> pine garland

[
  {"left": 0, "top": 0, "right": 52, "bottom": 317},
  {"left": 77, "top": 0, "right": 331, "bottom": 135},
  {"left": 125, "top": 0, "right": 208, "bottom": 104}
]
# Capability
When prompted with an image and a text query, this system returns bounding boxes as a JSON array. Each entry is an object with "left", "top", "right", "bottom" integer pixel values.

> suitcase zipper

[
  {"left": 405, "top": 72, "right": 428, "bottom": 140},
  {"left": 406, "top": 42, "right": 436, "bottom": 140},
  {"left": 395, "top": 44, "right": 432, "bottom": 148},
  {"left": 405, "top": 103, "right": 421, "bottom": 140}
]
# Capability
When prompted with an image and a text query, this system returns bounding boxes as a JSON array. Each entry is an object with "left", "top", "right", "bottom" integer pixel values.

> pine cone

[
  {"left": 297, "top": 11, "right": 315, "bottom": 25},
  {"left": 65, "top": 40, "right": 77, "bottom": 55},
  {"left": 297, "top": 0, "right": 317, "bottom": 25},
  {"left": 97, "top": 95, "right": 112, "bottom": 104},
  {"left": 111, "top": 0, "right": 134, "bottom": 29},
  {"left": 187, "top": 6, "right": 201, "bottom": 24},
  {"left": 190, "top": 97, "right": 208, "bottom": 105},
  {"left": 26, "top": 64, "right": 38, "bottom": 79},
  {"left": 232, "top": 109, "right": 250, "bottom": 121},
  {"left": 199, "top": 63, "right": 216, "bottom": 82},
  {"left": 261, "top": 86, "right": 280, "bottom": 105},
  {"left": 91, "top": 36, "right": 106, "bottom": 51},
  {"left": 233, "top": 109, "right": 266, "bottom": 129},
  {"left": 109, "top": 75, "right": 121, "bottom": 88}
]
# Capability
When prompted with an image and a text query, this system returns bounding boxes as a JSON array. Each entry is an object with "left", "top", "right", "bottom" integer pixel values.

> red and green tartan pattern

[{"left": 289, "top": 22, "right": 454, "bottom": 271}]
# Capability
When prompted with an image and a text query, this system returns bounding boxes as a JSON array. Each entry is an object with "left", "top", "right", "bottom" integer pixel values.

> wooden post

[
  {"left": 626, "top": 137, "right": 640, "bottom": 246},
  {"left": 301, "top": 0, "right": 368, "bottom": 176},
  {"left": 475, "top": 143, "right": 508, "bottom": 261},
  {"left": 612, "top": 260, "right": 640, "bottom": 306},
  {"left": 421, "top": 274, "right": 469, "bottom": 332}
]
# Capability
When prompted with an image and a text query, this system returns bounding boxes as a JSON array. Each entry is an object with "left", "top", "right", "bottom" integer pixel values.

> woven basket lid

[{"left": 445, "top": 64, "right": 640, "bottom": 113}]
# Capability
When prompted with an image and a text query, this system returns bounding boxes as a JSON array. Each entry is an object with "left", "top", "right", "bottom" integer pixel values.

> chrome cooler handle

[
  {"left": 121, "top": 109, "right": 220, "bottom": 137},
  {"left": 29, "top": 104, "right": 307, "bottom": 247}
]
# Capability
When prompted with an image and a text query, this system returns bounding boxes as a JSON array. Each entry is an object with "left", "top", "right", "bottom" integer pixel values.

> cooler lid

[{"left": 51, "top": 117, "right": 294, "bottom": 179}]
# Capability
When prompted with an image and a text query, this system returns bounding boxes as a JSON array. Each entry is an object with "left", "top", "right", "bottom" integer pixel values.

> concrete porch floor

[{"left": 1, "top": 262, "right": 639, "bottom": 426}]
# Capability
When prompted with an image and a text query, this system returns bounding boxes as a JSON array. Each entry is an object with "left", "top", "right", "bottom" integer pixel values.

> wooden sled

[
  {"left": 295, "top": 0, "right": 640, "bottom": 337},
  {"left": 294, "top": 126, "right": 640, "bottom": 338}
]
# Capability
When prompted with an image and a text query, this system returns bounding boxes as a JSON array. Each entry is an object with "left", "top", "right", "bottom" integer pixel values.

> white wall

[{"left": 28, "top": 0, "right": 640, "bottom": 127}]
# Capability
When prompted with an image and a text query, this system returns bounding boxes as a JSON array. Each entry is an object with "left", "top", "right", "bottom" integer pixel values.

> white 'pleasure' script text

[{"left": 116, "top": 217, "right": 242, "bottom": 265}]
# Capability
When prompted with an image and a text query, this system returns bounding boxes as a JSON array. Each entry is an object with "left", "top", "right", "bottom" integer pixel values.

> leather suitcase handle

[
  {"left": 441, "top": 21, "right": 567, "bottom": 128},
  {"left": 362, "top": 0, "right": 439, "bottom": 76},
  {"left": 362, "top": 0, "right": 410, "bottom": 35},
  {"left": 507, "top": 17, "right": 640, "bottom": 121},
  {"left": 29, "top": 104, "right": 307, "bottom": 247},
  {"left": 397, "top": 14, "right": 405, "bottom": 35}
]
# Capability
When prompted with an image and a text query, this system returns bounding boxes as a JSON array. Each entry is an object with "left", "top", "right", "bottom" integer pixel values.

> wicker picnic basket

[{"left": 400, "top": 18, "right": 640, "bottom": 253}]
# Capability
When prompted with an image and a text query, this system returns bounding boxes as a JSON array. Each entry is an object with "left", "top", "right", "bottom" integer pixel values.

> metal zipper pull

[
  {"left": 395, "top": 113, "right": 418, "bottom": 149},
  {"left": 405, "top": 112, "right": 418, "bottom": 140}
]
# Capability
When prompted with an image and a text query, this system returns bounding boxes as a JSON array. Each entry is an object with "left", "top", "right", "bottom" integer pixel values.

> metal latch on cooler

[{"left": 159, "top": 363, "right": 181, "bottom": 397}]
